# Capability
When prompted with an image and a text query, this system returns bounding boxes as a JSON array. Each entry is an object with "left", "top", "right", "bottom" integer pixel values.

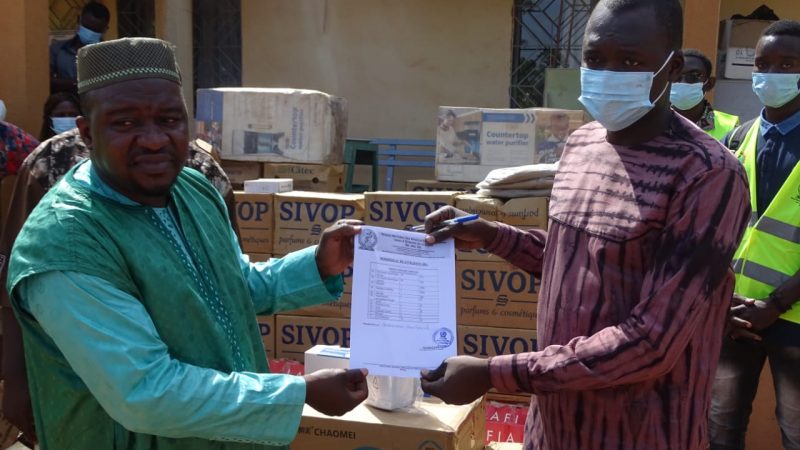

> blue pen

[{"left": 409, "top": 214, "right": 480, "bottom": 232}]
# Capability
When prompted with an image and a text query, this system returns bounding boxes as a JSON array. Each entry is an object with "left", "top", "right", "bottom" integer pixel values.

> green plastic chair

[{"left": 343, "top": 139, "right": 380, "bottom": 193}]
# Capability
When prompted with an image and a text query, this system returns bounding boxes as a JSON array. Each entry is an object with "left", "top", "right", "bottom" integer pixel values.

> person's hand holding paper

[{"left": 349, "top": 225, "right": 457, "bottom": 378}]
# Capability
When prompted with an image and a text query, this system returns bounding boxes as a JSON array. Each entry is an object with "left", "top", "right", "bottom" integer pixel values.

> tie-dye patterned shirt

[{"left": 486, "top": 112, "right": 750, "bottom": 450}]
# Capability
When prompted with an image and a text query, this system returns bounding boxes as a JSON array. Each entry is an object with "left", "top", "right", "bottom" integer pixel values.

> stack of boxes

[
  {"left": 272, "top": 191, "right": 364, "bottom": 362},
  {"left": 214, "top": 98, "right": 583, "bottom": 446},
  {"left": 196, "top": 87, "right": 348, "bottom": 193}
]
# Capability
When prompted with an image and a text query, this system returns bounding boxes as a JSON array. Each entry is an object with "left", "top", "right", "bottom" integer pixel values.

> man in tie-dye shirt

[{"left": 420, "top": 1, "right": 751, "bottom": 449}]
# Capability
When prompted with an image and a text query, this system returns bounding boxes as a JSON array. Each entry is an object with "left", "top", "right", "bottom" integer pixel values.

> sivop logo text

[
  {"left": 258, "top": 321, "right": 271, "bottom": 337},
  {"left": 463, "top": 332, "right": 537, "bottom": 356},
  {"left": 237, "top": 201, "right": 270, "bottom": 222},
  {"left": 460, "top": 268, "right": 537, "bottom": 294},
  {"left": 368, "top": 201, "right": 449, "bottom": 223},
  {"left": 281, "top": 324, "right": 351, "bottom": 347},
  {"left": 279, "top": 201, "right": 356, "bottom": 222}
]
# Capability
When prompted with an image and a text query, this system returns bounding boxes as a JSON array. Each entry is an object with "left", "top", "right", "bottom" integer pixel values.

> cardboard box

[
  {"left": 719, "top": 19, "right": 775, "bottom": 80},
  {"left": 284, "top": 263, "right": 352, "bottom": 318},
  {"left": 234, "top": 192, "right": 274, "bottom": 229},
  {"left": 244, "top": 178, "right": 293, "bottom": 194},
  {"left": 274, "top": 191, "right": 364, "bottom": 254},
  {"left": 263, "top": 163, "right": 345, "bottom": 193},
  {"left": 240, "top": 228, "right": 272, "bottom": 254},
  {"left": 455, "top": 194, "right": 504, "bottom": 262},
  {"left": 458, "top": 325, "right": 537, "bottom": 358},
  {"left": 485, "top": 400, "right": 529, "bottom": 445},
  {"left": 365, "top": 191, "right": 460, "bottom": 231},
  {"left": 195, "top": 88, "right": 347, "bottom": 164},
  {"left": 220, "top": 160, "right": 262, "bottom": 188},
  {"left": 275, "top": 315, "right": 350, "bottom": 363},
  {"left": 485, "top": 393, "right": 531, "bottom": 404},
  {"left": 497, "top": 197, "right": 548, "bottom": 229},
  {"left": 235, "top": 191, "right": 275, "bottom": 254},
  {"left": 406, "top": 179, "right": 478, "bottom": 193},
  {"left": 485, "top": 444, "right": 524, "bottom": 450},
  {"left": 304, "top": 345, "right": 351, "bottom": 373},
  {"left": 456, "top": 261, "right": 538, "bottom": 329},
  {"left": 256, "top": 315, "right": 276, "bottom": 358},
  {"left": 435, "top": 107, "right": 587, "bottom": 182},
  {"left": 247, "top": 253, "right": 271, "bottom": 263},
  {"left": 292, "top": 398, "right": 485, "bottom": 450}
]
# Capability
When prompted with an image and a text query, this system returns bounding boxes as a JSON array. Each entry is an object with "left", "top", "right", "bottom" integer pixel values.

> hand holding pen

[
  {"left": 417, "top": 206, "right": 500, "bottom": 250},
  {"left": 409, "top": 214, "right": 480, "bottom": 232}
]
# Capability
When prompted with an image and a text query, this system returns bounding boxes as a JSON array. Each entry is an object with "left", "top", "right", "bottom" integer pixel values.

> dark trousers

[{"left": 709, "top": 337, "right": 800, "bottom": 450}]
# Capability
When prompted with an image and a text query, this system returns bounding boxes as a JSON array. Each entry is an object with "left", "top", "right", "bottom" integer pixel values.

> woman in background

[{"left": 39, "top": 92, "right": 81, "bottom": 141}]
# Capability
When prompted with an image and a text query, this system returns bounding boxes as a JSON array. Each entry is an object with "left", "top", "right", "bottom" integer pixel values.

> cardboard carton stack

[
  {"left": 196, "top": 88, "right": 349, "bottom": 192},
  {"left": 271, "top": 191, "right": 365, "bottom": 363},
  {"left": 718, "top": 19, "right": 776, "bottom": 80},
  {"left": 434, "top": 107, "right": 588, "bottom": 183},
  {"left": 234, "top": 191, "right": 274, "bottom": 262}
]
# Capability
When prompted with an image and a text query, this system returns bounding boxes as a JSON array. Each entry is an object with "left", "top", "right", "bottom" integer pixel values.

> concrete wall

[
  {"left": 155, "top": 0, "right": 194, "bottom": 116},
  {"left": 241, "top": 0, "right": 513, "bottom": 141},
  {"left": 0, "top": 0, "right": 50, "bottom": 136}
]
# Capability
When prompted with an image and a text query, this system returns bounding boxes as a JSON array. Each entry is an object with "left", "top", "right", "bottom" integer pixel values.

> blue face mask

[
  {"left": 579, "top": 51, "right": 674, "bottom": 132},
  {"left": 78, "top": 24, "right": 103, "bottom": 45},
  {"left": 51, "top": 116, "right": 77, "bottom": 134},
  {"left": 670, "top": 82, "right": 705, "bottom": 110},
  {"left": 752, "top": 72, "right": 800, "bottom": 108}
]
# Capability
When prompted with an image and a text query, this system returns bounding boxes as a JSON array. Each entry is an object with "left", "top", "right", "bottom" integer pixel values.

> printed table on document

[{"left": 367, "top": 262, "right": 439, "bottom": 323}]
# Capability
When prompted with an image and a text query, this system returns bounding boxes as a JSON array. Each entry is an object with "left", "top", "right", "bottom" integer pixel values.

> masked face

[
  {"left": 753, "top": 34, "right": 800, "bottom": 109},
  {"left": 752, "top": 73, "right": 800, "bottom": 108},
  {"left": 51, "top": 116, "right": 78, "bottom": 134},
  {"left": 579, "top": 51, "right": 674, "bottom": 132},
  {"left": 670, "top": 82, "right": 706, "bottom": 110}
]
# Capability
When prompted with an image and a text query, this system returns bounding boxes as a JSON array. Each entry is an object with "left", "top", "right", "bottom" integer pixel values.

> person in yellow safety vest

[
  {"left": 670, "top": 48, "right": 740, "bottom": 140},
  {"left": 709, "top": 20, "right": 800, "bottom": 450}
]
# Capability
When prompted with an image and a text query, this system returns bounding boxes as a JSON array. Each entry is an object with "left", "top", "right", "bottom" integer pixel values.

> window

[
  {"left": 117, "top": 0, "right": 155, "bottom": 38},
  {"left": 510, "top": 0, "right": 595, "bottom": 107},
  {"left": 192, "top": 0, "right": 242, "bottom": 90}
]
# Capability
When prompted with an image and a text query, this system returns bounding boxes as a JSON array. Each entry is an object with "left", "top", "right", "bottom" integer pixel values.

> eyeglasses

[{"left": 677, "top": 71, "right": 708, "bottom": 84}]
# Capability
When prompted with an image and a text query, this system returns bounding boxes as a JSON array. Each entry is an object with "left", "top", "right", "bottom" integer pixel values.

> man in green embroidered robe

[{"left": 5, "top": 37, "right": 368, "bottom": 450}]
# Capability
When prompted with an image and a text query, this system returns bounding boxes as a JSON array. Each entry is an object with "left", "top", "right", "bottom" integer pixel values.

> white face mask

[
  {"left": 579, "top": 51, "right": 674, "bottom": 132},
  {"left": 752, "top": 72, "right": 800, "bottom": 108},
  {"left": 670, "top": 82, "right": 706, "bottom": 110}
]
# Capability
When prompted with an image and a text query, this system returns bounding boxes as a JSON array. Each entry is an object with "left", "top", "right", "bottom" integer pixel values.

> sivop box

[
  {"left": 256, "top": 315, "right": 276, "bottom": 358},
  {"left": 293, "top": 398, "right": 485, "bottom": 450},
  {"left": 275, "top": 315, "right": 350, "bottom": 363},
  {"left": 498, "top": 196, "right": 548, "bottom": 229},
  {"left": 455, "top": 194, "right": 504, "bottom": 262},
  {"left": 262, "top": 163, "right": 345, "bottom": 193},
  {"left": 273, "top": 191, "right": 364, "bottom": 254},
  {"left": 406, "top": 179, "right": 477, "bottom": 193},
  {"left": 195, "top": 88, "right": 347, "bottom": 164},
  {"left": 283, "top": 261, "right": 352, "bottom": 318},
  {"left": 458, "top": 325, "right": 537, "bottom": 358},
  {"left": 435, "top": 107, "right": 587, "bottom": 182},
  {"left": 234, "top": 192, "right": 274, "bottom": 254},
  {"left": 456, "top": 261, "right": 538, "bottom": 329},
  {"left": 220, "top": 160, "right": 262, "bottom": 189},
  {"left": 246, "top": 253, "right": 271, "bottom": 263},
  {"left": 365, "top": 191, "right": 460, "bottom": 231}
]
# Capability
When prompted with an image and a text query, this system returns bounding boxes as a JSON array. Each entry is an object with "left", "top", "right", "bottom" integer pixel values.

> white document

[{"left": 350, "top": 225, "right": 456, "bottom": 378}]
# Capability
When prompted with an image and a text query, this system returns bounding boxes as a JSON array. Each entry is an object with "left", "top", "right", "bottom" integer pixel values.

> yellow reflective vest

[
  {"left": 733, "top": 118, "right": 800, "bottom": 324},
  {"left": 707, "top": 110, "right": 740, "bottom": 141}
]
